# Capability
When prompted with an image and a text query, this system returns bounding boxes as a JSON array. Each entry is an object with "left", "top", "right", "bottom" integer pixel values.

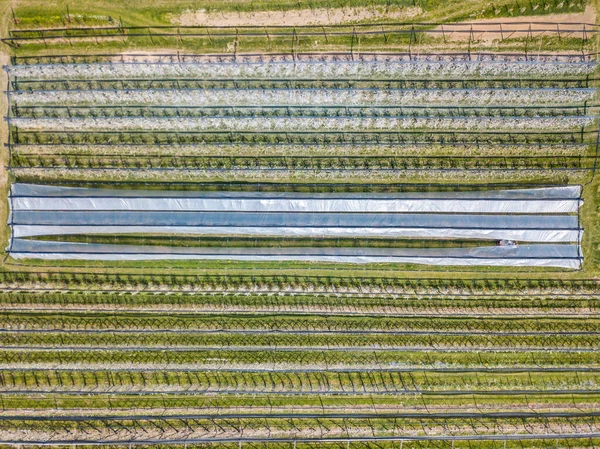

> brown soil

[
  {"left": 174, "top": 6, "right": 423, "bottom": 27},
  {"left": 431, "top": 5, "right": 597, "bottom": 42}
]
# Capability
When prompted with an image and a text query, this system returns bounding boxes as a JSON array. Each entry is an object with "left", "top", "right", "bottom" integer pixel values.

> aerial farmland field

[{"left": 0, "top": 0, "right": 599, "bottom": 448}]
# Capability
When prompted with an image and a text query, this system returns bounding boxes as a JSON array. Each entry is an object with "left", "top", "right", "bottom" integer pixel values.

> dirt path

[
  {"left": 431, "top": 5, "right": 597, "bottom": 42},
  {"left": 174, "top": 6, "right": 423, "bottom": 27}
]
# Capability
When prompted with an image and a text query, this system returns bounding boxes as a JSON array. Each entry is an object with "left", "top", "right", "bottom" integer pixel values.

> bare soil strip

[
  {"left": 432, "top": 5, "right": 597, "bottom": 42},
  {"left": 174, "top": 6, "right": 423, "bottom": 27}
]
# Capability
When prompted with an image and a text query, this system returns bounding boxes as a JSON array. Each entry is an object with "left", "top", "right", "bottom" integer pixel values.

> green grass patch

[{"left": 30, "top": 234, "right": 496, "bottom": 249}]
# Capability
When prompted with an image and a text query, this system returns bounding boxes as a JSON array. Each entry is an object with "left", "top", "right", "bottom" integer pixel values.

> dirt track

[
  {"left": 431, "top": 5, "right": 597, "bottom": 42},
  {"left": 174, "top": 6, "right": 423, "bottom": 26}
]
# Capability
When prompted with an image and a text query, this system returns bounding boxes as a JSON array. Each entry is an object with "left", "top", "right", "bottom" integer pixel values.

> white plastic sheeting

[
  {"left": 9, "top": 239, "right": 582, "bottom": 269},
  {"left": 11, "top": 183, "right": 582, "bottom": 198},
  {"left": 10, "top": 184, "right": 583, "bottom": 213},
  {"left": 7, "top": 184, "right": 584, "bottom": 267}
]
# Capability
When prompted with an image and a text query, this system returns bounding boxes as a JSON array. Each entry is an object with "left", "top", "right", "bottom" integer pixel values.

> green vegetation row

[
  {"left": 10, "top": 154, "right": 597, "bottom": 171},
  {"left": 2, "top": 311, "right": 596, "bottom": 332},
  {"left": 2, "top": 369, "right": 598, "bottom": 394},
  {"left": 2, "top": 332, "right": 598, "bottom": 350},
  {"left": 0, "top": 441, "right": 598, "bottom": 449},
  {"left": 11, "top": 144, "right": 588, "bottom": 160},
  {"left": 2, "top": 254, "right": 575, "bottom": 277},
  {"left": 31, "top": 235, "right": 490, "bottom": 250},
  {"left": 0, "top": 441, "right": 597, "bottom": 449},
  {"left": 0, "top": 291, "right": 598, "bottom": 313},
  {"left": 11, "top": 78, "right": 597, "bottom": 91},
  {"left": 0, "top": 412, "right": 597, "bottom": 441},
  {"left": 10, "top": 105, "right": 598, "bottom": 120},
  {"left": 10, "top": 129, "right": 595, "bottom": 146},
  {"left": 1, "top": 349, "right": 598, "bottom": 367},
  {"left": 6, "top": 179, "right": 576, "bottom": 193},
  {"left": 0, "top": 272, "right": 598, "bottom": 292},
  {"left": 1, "top": 393, "right": 598, "bottom": 413},
  {"left": 3, "top": 441, "right": 600, "bottom": 449}
]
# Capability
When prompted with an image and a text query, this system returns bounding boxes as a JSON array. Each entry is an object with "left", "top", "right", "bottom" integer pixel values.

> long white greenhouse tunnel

[{"left": 7, "top": 184, "right": 584, "bottom": 268}]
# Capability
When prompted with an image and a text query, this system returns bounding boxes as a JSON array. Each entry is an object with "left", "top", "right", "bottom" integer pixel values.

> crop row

[
  {"left": 12, "top": 116, "right": 594, "bottom": 132},
  {"left": 8, "top": 58, "right": 598, "bottom": 79},
  {"left": 2, "top": 368, "right": 598, "bottom": 394},
  {"left": 9, "top": 51, "right": 595, "bottom": 64},
  {"left": 2, "top": 393, "right": 597, "bottom": 415},
  {"left": 11, "top": 77, "right": 597, "bottom": 91},
  {"left": 4, "top": 178, "right": 588, "bottom": 193},
  {"left": 2, "top": 312, "right": 595, "bottom": 332},
  {"left": 11, "top": 105, "right": 597, "bottom": 119},
  {"left": 1, "top": 348, "right": 598, "bottom": 368},
  {"left": 12, "top": 88, "right": 595, "bottom": 106},
  {"left": 10, "top": 154, "right": 597, "bottom": 171},
  {"left": 0, "top": 272, "right": 598, "bottom": 293},
  {"left": 12, "top": 144, "right": 589, "bottom": 161},
  {"left": 0, "top": 411, "right": 598, "bottom": 442},
  {"left": 10, "top": 130, "right": 594, "bottom": 146},
  {"left": 0, "top": 291, "right": 598, "bottom": 315},
  {"left": 2, "top": 332, "right": 598, "bottom": 350},
  {"left": 0, "top": 440, "right": 594, "bottom": 449}
]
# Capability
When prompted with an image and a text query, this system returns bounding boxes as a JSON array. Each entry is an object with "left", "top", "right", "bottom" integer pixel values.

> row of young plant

[
  {"left": 12, "top": 87, "right": 595, "bottom": 106},
  {"left": 0, "top": 411, "right": 597, "bottom": 442},
  {"left": 1, "top": 348, "right": 598, "bottom": 367},
  {"left": 8, "top": 57, "right": 598, "bottom": 80},
  {"left": 12, "top": 77, "right": 597, "bottom": 91},
  {"left": 4, "top": 178, "right": 583, "bottom": 192},
  {"left": 12, "top": 144, "right": 589, "bottom": 163},
  {"left": 2, "top": 332, "right": 597, "bottom": 351},
  {"left": 11, "top": 104, "right": 597, "bottom": 119},
  {"left": 2, "top": 312, "right": 596, "bottom": 333},
  {"left": 12, "top": 162, "right": 590, "bottom": 182},
  {"left": 0, "top": 440, "right": 592, "bottom": 449},
  {"left": 0, "top": 272, "right": 597, "bottom": 293},
  {"left": 11, "top": 51, "right": 594, "bottom": 63},
  {"left": 11, "top": 154, "right": 597, "bottom": 171},
  {"left": 0, "top": 291, "right": 597, "bottom": 314},
  {"left": 10, "top": 129, "right": 593, "bottom": 145},
  {"left": 12, "top": 116, "right": 594, "bottom": 132},
  {"left": 1, "top": 392, "right": 597, "bottom": 414},
  {"left": 1, "top": 368, "right": 598, "bottom": 394}
]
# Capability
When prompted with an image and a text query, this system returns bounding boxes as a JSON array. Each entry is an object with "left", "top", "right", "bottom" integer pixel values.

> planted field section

[
  {"left": 2, "top": 48, "right": 599, "bottom": 448},
  {"left": 6, "top": 53, "right": 600, "bottom": 182},
  {"left": 7, "top": 183, "right": 583, "bottom": 267},
  {"left": 0, "top": 288, "right": 599, "bottom": 445}
]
